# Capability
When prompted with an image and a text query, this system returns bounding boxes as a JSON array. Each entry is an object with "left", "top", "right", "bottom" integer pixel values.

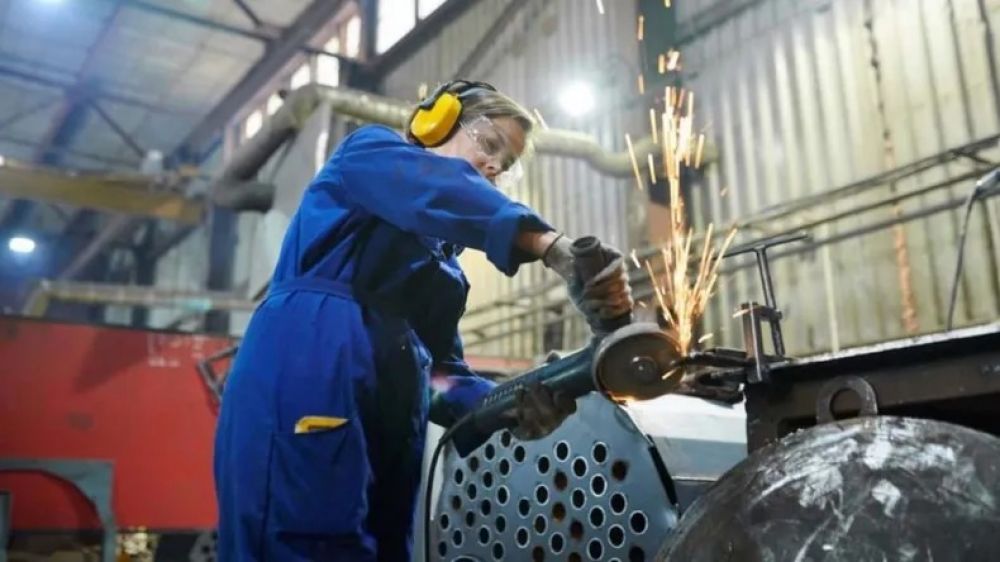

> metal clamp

[
  {"left": 815, "top": 376, "right": 879, "bottom": 424},
  {"left": 196, "top": 345, "right": 238, "bottom": 403}
]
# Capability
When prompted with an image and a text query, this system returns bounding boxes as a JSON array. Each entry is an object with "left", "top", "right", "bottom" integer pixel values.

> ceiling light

[{"left": 558, "top": 81, "right": 597, "bottom": 117}]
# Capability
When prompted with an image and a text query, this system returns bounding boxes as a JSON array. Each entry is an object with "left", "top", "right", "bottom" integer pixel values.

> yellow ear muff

[{"left": 410, "top": 91, "right": 463, "bottom": 147}]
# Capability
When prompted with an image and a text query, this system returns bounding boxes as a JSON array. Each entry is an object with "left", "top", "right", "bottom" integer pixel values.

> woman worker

[{"left": 214, "top": 80, "right": 633, "bottom": 561}]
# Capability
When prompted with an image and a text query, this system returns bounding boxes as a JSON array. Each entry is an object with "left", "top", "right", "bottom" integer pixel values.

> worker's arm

[
  {"left": 323, "top": 125, "right": 556, "bottom": 276},
  {"left": 428, "top": 335, "right": 495, "bottom": 428},
  {"left": 427, "top": 335, "right": 575, "bottom": 440}
]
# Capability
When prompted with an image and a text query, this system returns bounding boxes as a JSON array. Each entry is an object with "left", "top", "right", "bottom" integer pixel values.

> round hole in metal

[
  {"left": 569, "top": 553, "right": 582, "bottom": 562},
  {"left": 550, "top": 532, "right": 565, "bottom": 553},
  {"left": 588, "top": 539, "right": 604, "bottom": 560},
  {"left": 518, "top": 498, "right": 531, "bottom": 517},
  {"left": 451, "top": 495, "right": 461, "bottom": 510},
  {"left": 610, "top": 492, "right": 627, "bottom": 514},
  {"left": 552, "top": 502, "right": 566, "bottom": 522},
  {"left": 478, "top": 526, "right": 490, "bottom": 545},
  {"left": 468, "top": 455, "right": 480, "bottom": 472},
  {"left": 555, "top": 440, "right": 570, "bottom": 461},
  {"left": 591, "top": 474, "right": 607, "bottom": 496},
  {"left": 452, "top": 529, "right": 463, "bottom": 547},
  {"left": 501, "top": 431, "right": 513, "bottom": 447},
  {"left": 612, "top": 460, "right": 628, "bottom": 481},
  {"left": 484, "top": 443, "right": 496, "bottom": 460},
  {"left": 629, "top": 511, "right": 648, "bottom": 534},
  {"left": 571, "top": 488, "right": 586, "bottom": 509},
  {"left": 454, "top": 468, "right": 464, "bottom": 485},
  {"left": 589, "top": 506, "right": 605, "bottom": 528},
  {"left": 439, "top": 513, "right": 450, "bottom": 530},
  {"left": 554, "top": 470, "right": 568, "bottom": 491},
  {"left": 572, "top": 457, "right": 587, "bottom": 477},
  {"left": 499, "top": 458, "right": 512, "bottom": 476},
  {"left": 497, "top": 486, "right": 510, "bottom": 505},
  {"left": 532, "top": 546, "right": 545, "bottom": 562},
  {"left": 629, "top": 546, "right": 645, "bottom": 562},
  {"left": 465, "top": 511, "right": 475, "bottom": 527},
  {"left": 516, "top": 527, "right": 530, "bottom": 547},
  {"left": 537, "top": 455, "right": 551, "bottom": 474},
  {"left": 569, "top": 520, "right": 584, "bottom": 541},
  {"left": 533, "top": 514, "right": 547, "bottom": 534},
  {"left": 496, "top": 515, "right": 507, "bottom": 533},
  {"left": 514, "top": 445, "right": 526, "bottom": 463},
  {"left": 492, "top": 542, "right": 504, "bottom": 561},
  {"left": 592, "top": 442, "right": 608, "bottom": 464},
  {"left": 609, "top": 525, "right": 625, "bottom": 548},
  {"left": 535, "top": 485, "right": 549, "bottom": 505},
  {"left": 466, "top": 483, "right": 477, "bottom": 500},
  {"left": 482, "top": 470, "right": 494, "bottom": 488},
  {"left": 438, "top": 541, "right": 447, "bottom": 557},
  {"left": 481, "top": 499, "right": 492, "bottom": 516}
]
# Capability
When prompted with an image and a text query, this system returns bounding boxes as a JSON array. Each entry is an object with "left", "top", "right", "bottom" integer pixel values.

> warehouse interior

[{"left": 2, "top": 0, "right": 1000, "bottom": 560}]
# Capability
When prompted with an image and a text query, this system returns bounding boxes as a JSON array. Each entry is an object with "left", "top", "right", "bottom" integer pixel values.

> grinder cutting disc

[{"left": 592, "top": 322, "right": 683, "bottom": 401}]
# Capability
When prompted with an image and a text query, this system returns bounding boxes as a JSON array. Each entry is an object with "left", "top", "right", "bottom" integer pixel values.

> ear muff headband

[{"left": 410, "top": 80, "right": 497, "bottom": 147}]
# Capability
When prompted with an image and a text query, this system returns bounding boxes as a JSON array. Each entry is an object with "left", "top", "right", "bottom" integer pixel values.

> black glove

[{"left": 543, "top": 234, "right": 634, "bottom": 334}]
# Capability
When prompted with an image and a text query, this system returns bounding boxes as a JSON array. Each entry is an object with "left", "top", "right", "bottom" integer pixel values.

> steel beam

[
  {"left": 174, "top": 0, "right": 350, "bottom": 163},
  {"left": 119, "top": 0, "right": 278, "bottom": 42},
  {"left": 0, "top": 133, "right": 139, "bottom": 168},
  {"left": 0, "top": 162, "right": 203, "bottom": 224},
  {"left": 231, "top": 0, "right": 264, "bottom": 28},
  {"left": 90, "top": 100, "right": 147, "bottom": 158},
  {"left": 0, "top": 63, "right": 196, "bottom": 116},
  {"left": 23, "top": 279, "right": 257, "bottom": 317},
  {"left": 368, "top": 0, "right": 481, "bottom": 78}
]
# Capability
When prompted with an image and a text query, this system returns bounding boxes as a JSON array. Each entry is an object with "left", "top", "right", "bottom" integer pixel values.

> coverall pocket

[{"left": 268, "top": 422, "right": 369, "bottom": 536}]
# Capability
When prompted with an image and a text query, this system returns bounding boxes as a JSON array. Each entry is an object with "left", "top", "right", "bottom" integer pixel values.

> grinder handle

[{"left": 570, "top": 236, "right": 632, "bottom": 332}]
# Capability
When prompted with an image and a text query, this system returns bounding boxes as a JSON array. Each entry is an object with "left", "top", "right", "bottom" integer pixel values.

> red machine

[
  {"left": 0, "top": 317, "right": 234, "bottom": 534},
  {"left": 0, "top": 315, "right": 531, "bottom": 557}
]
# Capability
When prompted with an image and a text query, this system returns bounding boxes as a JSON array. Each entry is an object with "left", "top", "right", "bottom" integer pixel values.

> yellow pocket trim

[{"left": 294, "top": 415, "right": 348, "bottom": 434}]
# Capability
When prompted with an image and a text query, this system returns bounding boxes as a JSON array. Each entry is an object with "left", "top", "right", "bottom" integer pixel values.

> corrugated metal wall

[
  {"left": 381, "top": 0, "right": 647, "bottom": 359},
  {"left": 675, "top": 0, "right": 1000, "bottom": 355}
]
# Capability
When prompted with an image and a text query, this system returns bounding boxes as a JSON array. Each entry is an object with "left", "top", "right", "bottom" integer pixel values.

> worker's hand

[
  {"left": 511, "top": 382, "right": 577, "bottom": 441},
  {"left": 543, "top": 235, "right": 633, "bottom": 333},
  {"left": 578, "top": 245, "right": 632, "bottom": 330}
]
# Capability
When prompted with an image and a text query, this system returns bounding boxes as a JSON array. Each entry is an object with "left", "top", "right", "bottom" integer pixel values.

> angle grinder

[{"left": 450, "top": 236, "right": 683, "bottom": 456}]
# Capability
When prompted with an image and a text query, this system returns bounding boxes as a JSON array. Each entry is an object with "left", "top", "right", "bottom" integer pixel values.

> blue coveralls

[{"left": 214, "top": 125, "right": 551, "bottom": 561}]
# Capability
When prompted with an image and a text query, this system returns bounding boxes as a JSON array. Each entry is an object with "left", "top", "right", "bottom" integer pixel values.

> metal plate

[{"left": 432, "top": 394, "right": 677, "bottom": 562}]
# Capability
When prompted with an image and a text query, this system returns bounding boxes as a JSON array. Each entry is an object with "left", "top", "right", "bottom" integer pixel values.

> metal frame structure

[{"left": 456, "top": 136, "right": 1000, "bottom": 359}]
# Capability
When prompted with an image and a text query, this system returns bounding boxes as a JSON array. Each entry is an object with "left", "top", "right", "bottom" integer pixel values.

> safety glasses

[{"left": 459, "top": 116, "right": 525, "bottom": 189}]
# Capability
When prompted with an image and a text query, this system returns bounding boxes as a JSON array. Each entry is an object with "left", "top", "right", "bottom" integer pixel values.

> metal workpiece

[
  {"left": 658, "top": 416, "right": 1000, "bottom": 562},
  {"left": 432, "top": 394, "right": 677, "bottom": 562},
  {"left": 744, "top": 321, "right": 1000, "bottom": 451}
]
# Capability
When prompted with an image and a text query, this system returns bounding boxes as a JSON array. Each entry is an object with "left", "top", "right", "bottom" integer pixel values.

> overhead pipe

[
  {"left": 212, "top": 84, "right": 699, "bottom": 210},
  {"left": 22, "top": 280, "right": 257, "bottom": 317},
  {"left": 27, "top": 85, "right": 710, "bottom": 313}
]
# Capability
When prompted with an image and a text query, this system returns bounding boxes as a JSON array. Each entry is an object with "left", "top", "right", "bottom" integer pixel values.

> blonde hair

[{"left": 458, "top": 86, "right": 535, "bottom": 140}]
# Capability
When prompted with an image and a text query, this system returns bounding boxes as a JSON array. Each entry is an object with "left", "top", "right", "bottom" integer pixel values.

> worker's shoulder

[{"left": 343, "top": 124, "right": 407, "bottom": 147}]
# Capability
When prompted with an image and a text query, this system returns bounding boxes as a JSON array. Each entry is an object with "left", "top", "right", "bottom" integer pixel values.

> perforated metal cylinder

[{"left": 432, "top": 394, "right": 677, "bottom": 561}]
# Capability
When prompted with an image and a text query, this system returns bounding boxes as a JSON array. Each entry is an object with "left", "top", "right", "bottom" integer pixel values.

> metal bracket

[
  {"left": 0, "top": 459, "right": 115, "bottom": 562},
  {"left": 722, "top": 233, "right": 808, "bottom": 384},
  {"left": 196, "top": 345, "right": 238, "bottom": 403},
  {"left": 815, "top": 376, "right": 879, "bottom": 424}
]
